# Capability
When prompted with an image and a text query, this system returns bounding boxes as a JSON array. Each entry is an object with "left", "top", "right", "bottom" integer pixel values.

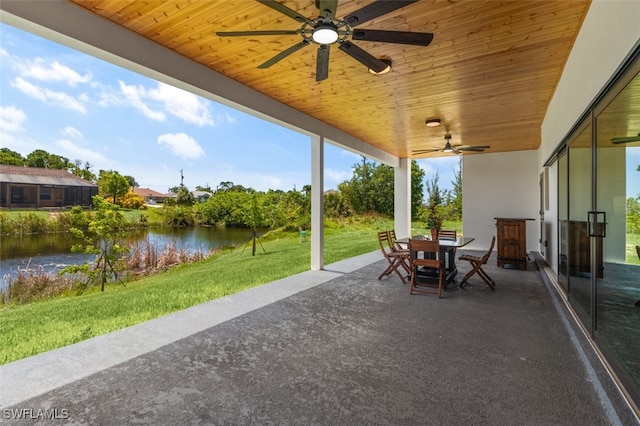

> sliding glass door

[
  {"left": 567, "top": 123, "right": 593, "bottom": 326},
  {"left": 557, "top": 60, "right": 640, "bottom": 406},
  {"left": 593, "top": 69, "right": 640, "bottom": 399}
]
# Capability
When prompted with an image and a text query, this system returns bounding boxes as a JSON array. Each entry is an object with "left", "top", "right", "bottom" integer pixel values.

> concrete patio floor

[{"left": 1, "top": 249, "right": 638, "bottom": 425}]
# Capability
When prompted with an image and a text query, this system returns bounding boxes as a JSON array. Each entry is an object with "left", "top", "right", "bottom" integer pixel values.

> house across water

[{"left": 0, "top": 164, "right": 98, "bottom": 209}]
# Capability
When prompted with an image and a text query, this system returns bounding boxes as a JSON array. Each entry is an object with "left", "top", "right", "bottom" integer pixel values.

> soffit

[{"left": 67, "top": 0, "right": 591, "bottom": 158}]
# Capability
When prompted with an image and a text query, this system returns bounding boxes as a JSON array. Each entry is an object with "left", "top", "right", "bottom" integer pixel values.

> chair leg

[
  {"left": 392, "top": 260, "right": 407, "bottom": 283},
  {"left": 378, "top": 261, "right": 396, "bottom": 280},
  {"left": 379, "top": 257, "right": 407, "bottom": 283},
  {"left": 477, "top": 267, "right": 496, "bottom": 290},
  {"left": 409, "top": 267, "right": 419, "bottom": 294},
  {"left": 399, "top": 257, "right": 411, "bottom": 275},
  {"left": 409, "top": 267, "right": 444, "bottom": 297},
  {"left": 459, "top": 261, "right": 481, "bottom": 288}
]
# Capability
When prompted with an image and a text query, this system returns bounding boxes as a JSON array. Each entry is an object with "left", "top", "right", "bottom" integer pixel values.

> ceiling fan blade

[
  {"left": 344, "top": 1, "right": 418, "bottom": 27},
  {"left": 316, "top": 0, "right": 338, "bottom": 18},
  {"left": 338, "top": 41, "right": 388, "bottom": 73},
  {"left": 352, "top": 29, "right": 433, "bottom": 46},
  {"left": 217, "top": 30, "right": 301, "bottom": 37},
  {"left": 458, "top": 147, "right": 486, "bottom": 152},
  {"left": 456, "top": 145, "right": 491, "bottom": 151},
  {"left": 258, "top": 40, "right": 309, "bottom": 69},
  {"left": 611, "top": 134, "right": 640, "bottom": 144},
  {"left": 412, "top": 149, "right": 441, "bottom": 154},
  {"left": 256, "top": 0, "right": 313, "bottom": 25},
  {"left": 316, "top": 45, "right": 330, "bottom": 81}
]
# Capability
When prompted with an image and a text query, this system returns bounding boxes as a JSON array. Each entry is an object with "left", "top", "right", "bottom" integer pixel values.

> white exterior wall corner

[
  {"left": 462, "top": 150, "right": 539, "bottom": 253},
  {"left": 540, "top": 0, "right": 640, "bottom": 273}
]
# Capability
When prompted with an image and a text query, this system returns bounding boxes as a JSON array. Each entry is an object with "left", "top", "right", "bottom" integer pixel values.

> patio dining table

[{"left": 396, "top": 235, "right": 475, "bottom": 285}]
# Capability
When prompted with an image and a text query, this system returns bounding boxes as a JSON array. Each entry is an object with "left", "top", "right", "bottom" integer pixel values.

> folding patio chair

[
  {"left": 438, "top": 229, "right": 457, "bottom": 266},
  {"left": 408, "top": 238, "right": 445, "bottom": 297},
  {"left": 438, "top": 230, "right": 457, "bottom": 240},
  {"left": 388, "top": 229, "right": 408, "bottom": 251},
  {"left": 377, "top": 231, "right": 411, "bottom": 283},
  {"left": 459, "top": 236, "right": 496, "bottom": 290}
]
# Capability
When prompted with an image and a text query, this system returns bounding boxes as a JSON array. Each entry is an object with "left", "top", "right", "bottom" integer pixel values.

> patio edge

[{"left": 0, "top": 251, "right": 383, "bottom": 409}]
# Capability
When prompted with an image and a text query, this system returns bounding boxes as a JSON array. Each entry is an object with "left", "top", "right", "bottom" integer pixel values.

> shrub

[
  {"left": 52, "top": 207, "right": 91, "bottom": 232},
  {"left": 163, "top": 206, "right": 195, "bottom": 227},
  {"left": 1, "top": 265, "right": 76, "bottom": 306},
  {"left": 121, "top": 191, "right": 146, "bottom": 209},
  {"left": 21, "top": 212, "right": 48, "bottom": 234},
  {"left": 0, "top": 212, "right": 10, "bottom": 235}
]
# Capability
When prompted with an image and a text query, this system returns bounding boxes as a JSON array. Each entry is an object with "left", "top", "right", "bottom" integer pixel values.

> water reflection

[{"left": 0, "top": 227, "right": 261, "bottom": 287}]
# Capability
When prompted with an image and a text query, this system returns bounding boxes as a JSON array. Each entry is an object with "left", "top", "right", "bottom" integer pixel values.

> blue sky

[{"left": 0, "top": 23, "right": 461, "bottom": 195}]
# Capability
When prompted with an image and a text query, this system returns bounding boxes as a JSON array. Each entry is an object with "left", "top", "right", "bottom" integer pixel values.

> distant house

[
  {"left": 192, "top": 190, "right": 211, "bottom": 203},
  {"left": 131, "top": 187, "right": 169, "bottom": 204},
  {"left": 0, "top": 164, "right": 98, "bottom": 209}
]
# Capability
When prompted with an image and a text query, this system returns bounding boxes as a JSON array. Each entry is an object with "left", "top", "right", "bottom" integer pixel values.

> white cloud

[
  {"left": 116, "top": 81, "right": 214, "bottom": 126},
  {"left": 95, "top": 82, "right": 123, "bottom": 107},
  {"left": 12, "top": 77, "right": 87, "bottom": 113},
  {"left": 325, "top": 167, "right": 351, "bottom": 186},
  {"left": 217, "top": 112, "right": 236, "bottom": 124},
  {"left": 55, "top": 139, "right": 113, "bottom": 167},
  {"left": 60, "top": 126, "right": 82, "bottom": 138},
  {"left": 16, "top": 58, "right": 92, "bottom": 87},
  {"left": 119, "top": 81, "right": 166, "bottom": 121},
  {"left": 157, "top": 133, "right": 205, "bottom": 160},
  {"left": 0, "top": 133, "right": 41, "bottom": 155},
  {"left": 0, "top": 105, "right": 27, "bottom": 132},
  {"left": 0, "top": 106, "right": 47, "bottom": 153},
  {"left": 418, "top": 157, "right": 460, "bottom": 176},
  {"left": 148, "top": 83, "right": 213, "bottom": 127}
]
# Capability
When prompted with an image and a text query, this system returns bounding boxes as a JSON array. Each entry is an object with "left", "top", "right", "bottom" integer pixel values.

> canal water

[{"left": 0, "top": 227, "right": 261, "bottom": 287}]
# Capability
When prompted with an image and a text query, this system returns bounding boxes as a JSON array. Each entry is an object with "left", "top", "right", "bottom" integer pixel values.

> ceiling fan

[
  {"left": 216, "top": 0, "right": 433, "bottom": 81},
  {"left": 413, "top": 133, "right": 491, "bottom": 155},
  {"left": 611, "top": 133, "right": 640, "bottom": 144}
]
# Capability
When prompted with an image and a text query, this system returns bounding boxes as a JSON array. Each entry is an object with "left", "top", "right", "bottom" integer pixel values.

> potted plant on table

[{"left": 425, "top": 203, "right": 443, "bottom": 240}]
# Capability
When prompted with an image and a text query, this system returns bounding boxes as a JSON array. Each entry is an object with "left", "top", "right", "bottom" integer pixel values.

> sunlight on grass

[
  {"left": 627, "top": 233, "right": 640, "bottom": 265},
  {"left": 0, "top": 217, "right": 403, "bottom": 364}
]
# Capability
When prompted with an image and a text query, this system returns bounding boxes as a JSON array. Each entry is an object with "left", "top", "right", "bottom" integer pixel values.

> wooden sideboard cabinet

[{"left": 495, "top": 218, "right": 533, "bottom": 270}]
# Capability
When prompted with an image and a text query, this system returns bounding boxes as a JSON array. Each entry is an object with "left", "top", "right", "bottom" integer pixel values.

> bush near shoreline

[{"left": 0, "top": 208, "right": 164, "bottom": 236}]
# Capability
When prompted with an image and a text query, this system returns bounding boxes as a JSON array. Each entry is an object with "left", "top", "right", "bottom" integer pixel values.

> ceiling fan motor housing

[{"left": 217, "top": 0, "right": 432, "bottom": 81}]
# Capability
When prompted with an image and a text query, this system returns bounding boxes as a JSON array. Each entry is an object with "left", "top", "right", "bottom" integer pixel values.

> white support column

[
  {"left": 394, "top": 158, "right": 411, "bottom": 239},
  {"left": 311, "top": 135, "right": 324, "bottom": 270}
]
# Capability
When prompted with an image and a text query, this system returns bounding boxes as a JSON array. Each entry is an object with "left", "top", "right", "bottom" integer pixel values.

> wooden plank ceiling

[{"left": 68, "top": 0, "right": 591, "bottom": 159}]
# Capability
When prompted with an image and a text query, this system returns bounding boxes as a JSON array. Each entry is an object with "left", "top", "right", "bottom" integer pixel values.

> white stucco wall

[
  {"left": 462, "top": 150, "right": 539, "bottom": 252},
  {"left": 540, "top": 0, "right": 640, "bottom": 273}
]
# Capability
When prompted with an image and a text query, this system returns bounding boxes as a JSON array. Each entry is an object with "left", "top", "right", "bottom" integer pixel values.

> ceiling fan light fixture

[
  {"left": 442, "top": 143, "right": 456, "bottom": 153},
  {"left": 368, "top": 59, "right": 392, "bottom": 75},
  {"left": 312, "top": 25, "right": 339, "bottom": 44},
  {"left": 425, "top": 118, "right": 441, "bottom": 127}
]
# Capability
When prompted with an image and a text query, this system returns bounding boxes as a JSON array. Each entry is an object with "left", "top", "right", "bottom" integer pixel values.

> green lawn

[
  {"left": 0, "top": 217, "right": 401, "bottom": 364},
  {"left": 627, "top": 233, "right": 640, "bottom": 265},
  {"left": 2, "top": 216, "right": 633, "bottom": 365},
  {"left": 1, "top": 210, "right": 51, "bottom": 220}
]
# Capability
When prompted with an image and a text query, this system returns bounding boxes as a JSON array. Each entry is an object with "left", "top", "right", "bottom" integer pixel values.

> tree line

[{"left": 1, "top": 148, "right": 462, "bottom": 229}]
